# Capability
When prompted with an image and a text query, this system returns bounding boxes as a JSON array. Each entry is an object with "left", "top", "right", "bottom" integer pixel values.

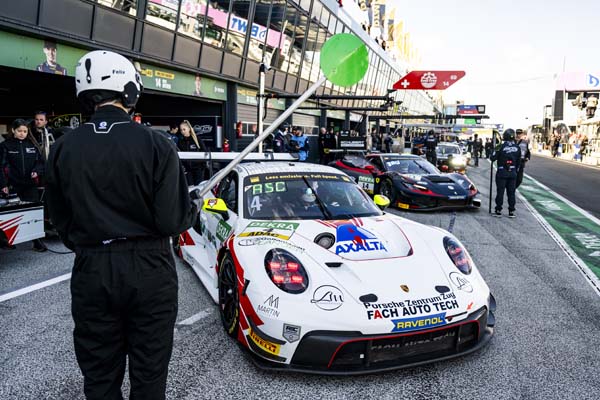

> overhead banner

[
  {"left": 457, "top": 105, "right": 486, "bottom": 115},
  {"left": 557, "top": 72, "right": 600, "bottom": 91},
  {"left": 393, "top": 71, "right": 466, "bottom": 90}
]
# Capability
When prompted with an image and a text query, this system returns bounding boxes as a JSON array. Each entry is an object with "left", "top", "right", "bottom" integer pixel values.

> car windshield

[
  {"left": 243, "top": 172, "right": 383, "bottom": 220},
  {"left": 437, "top": 145, "right": 461, "bottom": 155},
  {"left": 383, "top": 157, "right": 439, "bottom": 175}
]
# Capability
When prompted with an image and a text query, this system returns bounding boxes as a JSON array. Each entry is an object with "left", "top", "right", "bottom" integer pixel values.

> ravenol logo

[
  {"left": 391, "top": 313, "right": 446, "bottom": 333},
  {"left": 334, "top": 223, "right": 387, "bottom": 255}
]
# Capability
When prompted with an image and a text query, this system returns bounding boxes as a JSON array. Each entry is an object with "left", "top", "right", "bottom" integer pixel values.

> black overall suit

[{"left": 46, "top": 105, "right": 197, "bottom": 400}]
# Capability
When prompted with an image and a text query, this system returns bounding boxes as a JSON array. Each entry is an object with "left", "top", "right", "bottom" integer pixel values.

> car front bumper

[
  {"left": 395, "top": 192, "right": 481, "bottom": 211},
  {"left": 250, "top": 306, "right": 493, "bottom": 375}
]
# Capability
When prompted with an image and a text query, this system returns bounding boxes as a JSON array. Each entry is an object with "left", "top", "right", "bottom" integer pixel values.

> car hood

[
  {"left": 299, "top": 217, "right": 412, "bottom": 261},
  {"left": 234, "top": 215, "right": 488, "bottom": 332}
]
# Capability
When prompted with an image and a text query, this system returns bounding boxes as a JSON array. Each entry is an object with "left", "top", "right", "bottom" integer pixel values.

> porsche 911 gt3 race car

[
  {"left": 180, "top": 162, "right": 495, "bottom": 374},
  {"left": 331, "top": 153, "right": 481, "bottom": 211}
]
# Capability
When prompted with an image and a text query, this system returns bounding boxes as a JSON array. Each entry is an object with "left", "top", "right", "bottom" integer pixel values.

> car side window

[
  {"left": 370, "top": 157, "right": 384, "bottom": 171},
  {"left": 217, "top": 173, "right": 238, "bottom": 213}
]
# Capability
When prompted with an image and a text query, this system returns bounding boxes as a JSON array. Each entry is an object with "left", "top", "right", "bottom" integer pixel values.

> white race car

[
  {"left": 0, "top": 196, "right": 44, "bottom": 248},
  {"left": 179, "top": 162, "right": 495, "bottom": 374}
]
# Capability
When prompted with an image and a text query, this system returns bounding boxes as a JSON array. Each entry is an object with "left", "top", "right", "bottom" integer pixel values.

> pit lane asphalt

[
  {"left": 1, "top": 162, "right": 600, "bottom": 400},
  {"left": 526, "top": 154, "right": 600, "bottom": 218}
]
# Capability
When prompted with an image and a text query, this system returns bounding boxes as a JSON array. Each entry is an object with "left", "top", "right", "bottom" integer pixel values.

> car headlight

[
  {"left": 450, "top": 156, "right": 466, "bottom": 166},
  {"left": 264, "top": 249, "right": 309, "bottom": 294},
  {"left": 443, "top": 237, "right": 472, "bottom": 275}
]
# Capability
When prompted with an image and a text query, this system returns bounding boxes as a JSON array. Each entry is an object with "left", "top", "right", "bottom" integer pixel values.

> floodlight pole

[{"left": 198, "top": 75, "right": 328, "bottom": 198}]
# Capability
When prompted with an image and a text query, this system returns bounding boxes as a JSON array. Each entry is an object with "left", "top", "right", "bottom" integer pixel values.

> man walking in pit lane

[
  {"left": 515, "top": 129, "right": 531, "bottom": 188},
  {"left": 491, "top": 128, "right": 521, "bottom": 218},
  {"left": 424, "top": 130, "right": 438, "bottom": 165},
  {"left": 45, "top": 50, "right": 198, "bottom": 400},
  {"left": 472, "top": 133, "right": 482, "bottom": 166}
]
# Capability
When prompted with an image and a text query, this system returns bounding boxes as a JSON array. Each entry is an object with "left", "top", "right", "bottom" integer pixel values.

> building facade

[{"left": 0, "top": 0, "right": 438, "bottom": 154}]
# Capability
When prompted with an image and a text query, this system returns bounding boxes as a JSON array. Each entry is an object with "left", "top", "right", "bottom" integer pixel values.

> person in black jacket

[
  {"left": 0, "top": 119, "right": 46, "bottom": 251},
  {"left": 491, "top": 129, "right": 521, "bottom": 218},
  {"left": 45, "top": 50, "right": 197, "bottom": 400},
  {"left": 177, "top": 120, "right": 207, "bottom": 185},
  {"left": 515, "top": 129, "right": 531, "bottom": 188},
  {"left": 424, "top": 130, "right": 438, "bottom": 164}
]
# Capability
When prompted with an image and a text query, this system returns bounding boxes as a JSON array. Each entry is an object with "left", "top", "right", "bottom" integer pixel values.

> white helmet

[
  {"left": 301, "top": 188, "right": 316, "bottom": 204},
  {"left": 75, "top": 50, "right": 142, "bottom": 109}
]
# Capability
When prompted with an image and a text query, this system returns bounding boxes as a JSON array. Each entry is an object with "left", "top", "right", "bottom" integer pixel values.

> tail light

[
  {"left": 264, "top": 249, "right": 309, "bottom": 294},
  {"left": 443, "top": 236, "right": 472, "bottom": 275}
]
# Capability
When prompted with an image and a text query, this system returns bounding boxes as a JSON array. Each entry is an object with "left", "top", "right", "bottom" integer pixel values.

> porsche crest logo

[{"left": 400, "top": 285, "right": 409, "bottom": 293}]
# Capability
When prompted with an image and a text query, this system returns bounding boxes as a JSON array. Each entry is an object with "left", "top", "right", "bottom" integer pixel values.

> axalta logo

[
  {"left": 334, "top": 223, "right": 387, "bottom": 255},
  {"left": 391, "top": 313, "right": 447, "bottom": 333}
]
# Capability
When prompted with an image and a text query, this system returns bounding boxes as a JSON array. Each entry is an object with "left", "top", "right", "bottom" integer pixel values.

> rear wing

[{"left": 178, "top": 151, "right": 298, "bottom": 161}]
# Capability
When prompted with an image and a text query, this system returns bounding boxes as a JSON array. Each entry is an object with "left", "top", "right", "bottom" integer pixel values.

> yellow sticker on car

[
  {"left": 249, "top": 328, "right": 281, "bottom": 355},
  {"left": 239, "top": 231, "right": 290, "bottom": 240},
  {"left": 398, "top": 202, "right": 410, "bottom": 209}
]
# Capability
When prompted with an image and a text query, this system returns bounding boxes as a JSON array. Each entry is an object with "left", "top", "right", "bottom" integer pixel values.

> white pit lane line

[
  {"left": 177, "top": 309, "right": 213, "bottom": 326},
  {"left": 0, "top": 272, "right": 71, "bottom": 303}
]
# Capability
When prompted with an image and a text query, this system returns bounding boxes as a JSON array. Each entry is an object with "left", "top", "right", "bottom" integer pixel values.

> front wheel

[
  {"left": 218, "top": 253, "right": 240, "bottom": 338},
  {"left": 379, "top": 179, "right": 397, "bottom": 204}
]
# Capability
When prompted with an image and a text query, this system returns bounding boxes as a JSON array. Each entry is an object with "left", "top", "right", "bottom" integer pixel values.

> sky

[{"left": 394, "top": 0, "right": 600, "bottom": 128}]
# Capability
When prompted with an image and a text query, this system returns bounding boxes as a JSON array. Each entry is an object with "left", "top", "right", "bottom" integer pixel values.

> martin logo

[
  {"left": 264, "top": 295, "right": 279, "bottom": 308},
  {"left": 334, "top": 223, "right": 387, "bottom": 255}
]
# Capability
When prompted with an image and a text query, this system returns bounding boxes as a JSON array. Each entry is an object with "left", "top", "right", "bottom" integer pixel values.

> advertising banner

[
  {"left": 457, "top": 105, "right": 486, "bottom": 115},
  {"left": 0, "top": 30, "right": 85, "bottom": 77},
  {"left": 237, "top": 86, "right": 286, "bottom": 110},
  {"left": 0, "top": 30, "right": 227, "bottom": 101},
  {"left": 338, "top": 132, "right": 366, "bottom": 150},
  {"left": 137, "top": 62, "right": 227, "bottom": 101},
  {"left": 557, "top": 72, "right": 600, "bottom": 91}
]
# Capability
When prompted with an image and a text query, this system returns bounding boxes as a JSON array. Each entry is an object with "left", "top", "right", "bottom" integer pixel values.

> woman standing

[
  {"left": 0, "top": 119, "right": 46, "bottom": 251},
  {"left": 177, "top": 120, "right": 207, "bottom": 185}
]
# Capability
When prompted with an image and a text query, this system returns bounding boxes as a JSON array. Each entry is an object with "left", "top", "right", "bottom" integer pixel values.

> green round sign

[{"left": 320, "top": 33, "right": 368, "bottom": 87}]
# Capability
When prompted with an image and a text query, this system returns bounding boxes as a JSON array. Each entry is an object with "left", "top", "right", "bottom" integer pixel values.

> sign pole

[{"left": 488, "top": 131, "right": 497, "bottom": 213}]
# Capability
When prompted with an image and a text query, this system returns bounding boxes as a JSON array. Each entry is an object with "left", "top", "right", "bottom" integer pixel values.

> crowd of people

[
  {"left": 0, "top": 111, "right": 60, "bottom": 251},
  {"left": 548, "top": 131, "right": 590, "bottom": 162}
]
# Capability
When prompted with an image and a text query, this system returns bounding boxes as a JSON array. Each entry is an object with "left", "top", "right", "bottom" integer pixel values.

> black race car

[{"left": 330, "top": 153, "right": 481, "bottom": 211}]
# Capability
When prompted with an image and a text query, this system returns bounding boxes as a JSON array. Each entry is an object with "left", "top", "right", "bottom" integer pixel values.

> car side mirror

[
  {"left": 373, "top": 194, "right": 390, "bottom": 210},
  {"left": 202, "top": 198, "right": 229, "bottom": 221}
]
